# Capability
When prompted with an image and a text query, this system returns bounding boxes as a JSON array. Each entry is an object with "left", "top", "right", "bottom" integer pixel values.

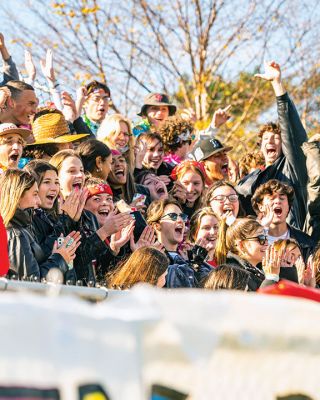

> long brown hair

[
  {"left": 202, "top": 264, "right": 250, "bottom": 290},
  {"left": 215, "top": 217, "right": 262, "bottom": 265},
  {"left": 0, "top": 169, "right": 36, "bottom": 226},
  {"left": 107, "top": 246, "right": 168, "bottom": 288}
]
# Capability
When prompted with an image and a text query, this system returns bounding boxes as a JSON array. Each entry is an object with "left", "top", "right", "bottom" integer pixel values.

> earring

[{"left": 96, "top": 168, "right": 102, "bottom": 173}]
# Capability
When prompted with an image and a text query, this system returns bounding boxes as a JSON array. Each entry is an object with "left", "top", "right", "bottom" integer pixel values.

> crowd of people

[{"left": 0, "top": 32, "right": 320, "bottom": 294}]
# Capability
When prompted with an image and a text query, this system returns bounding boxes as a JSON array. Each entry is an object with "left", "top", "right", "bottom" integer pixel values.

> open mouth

[
  {"left": 266, "top": 148, "right": 276, "bottom": 156},
  {"left": 156, "top": 187, "right": 165, "bottom": 195},
  {"left": 221, "top": 163, "right": 228, "bottom": 174},
  {"left": 206, "top": 236, "right": 216, "bottom": 243},
  {"left": 115, "top": 169, "right": 125, "bottom": 178},
  {"left": 72, "top": 182, "right": 82, "bottom": 190},
  {"left": 223, "top": 206, "right": 233, "bottom": 212},
  {"left": 175, "top": 226, "right": 183, "bottom": 235},
  {"left": 273, "top": 207, "right": 282, "bottom": 216},
  {"left": 97, "top": 107, "right": 105, "bottom": 113},
  {"left": 98, "top": 209, "right": 109, "bottom": 216},
  {"left": 9, "top": 154, "right": 19, "bottom": 162},
  {"left": 46, "top": 194, "right": 56, "bottom": 202}
]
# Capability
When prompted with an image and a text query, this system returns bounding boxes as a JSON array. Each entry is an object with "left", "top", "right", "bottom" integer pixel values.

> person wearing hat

[
  {"left": 190, "top": 137, "right": 232, "bottom": 185},
  {"left": 133, "top": 92, "right": 176, "bottom": 136},
  {"left": 22, "top": 108, "right": 89, "bottom": 162},
  {"left": 0, "top": 122, "right": 31, "bottom": 173}
]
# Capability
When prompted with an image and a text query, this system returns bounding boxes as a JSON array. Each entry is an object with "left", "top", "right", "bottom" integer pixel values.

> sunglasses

[
  {"left": 245, "top": 234, "right": 268, "bottom": 245},
  {"left": 161, "top": 212, "right": 188, "bottom": 222}
]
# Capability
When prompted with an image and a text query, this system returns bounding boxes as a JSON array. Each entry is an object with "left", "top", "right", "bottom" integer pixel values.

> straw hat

[
  {"left": 0, "top": 123, "right": 31, "bottom": 140},
  {"left": 31, "top": 109, "right": 89, "bottom": 145}
]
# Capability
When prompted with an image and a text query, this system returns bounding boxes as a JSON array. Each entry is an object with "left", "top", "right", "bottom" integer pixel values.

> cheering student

[
  {"left": 147, "top": 198, "right": 211, "bottom": 288},
  {"left": 97, "top": 114, "right": 135, "bottom": 171},
  {"left": 50, "top": 149, "right": 133, "bottom": 284},
  {"left": 237, "top": 61, "right": 308, "bottom": 230},
  {"left": 191, "top": 137, "right": 232, "bottom": 185},
  {"left": 170, "top": 160, "right": 207, "bottom": 218},
  {"left": 204, "top": 180, "right": 242, "bottom": 223},
  {"left": 134, "top": 132, "right": 173, "bottom": 186},
  {"left": 132, "top": 92, "right": 177, "bottom": 136},
  {"left": 189, "top": 207, "right": 220, "bottom": 268},
  {"left": 0, "top": 123, "right": 31, "bottom": 173},
  {"left": 251, "top": 179, "right": 314, "bottom": 262},
  {"left": 0, "top": 169, "right": 80, "bottom": 280}
]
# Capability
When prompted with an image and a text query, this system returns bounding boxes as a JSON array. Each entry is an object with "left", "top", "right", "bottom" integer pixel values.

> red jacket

[{"left": 0, "top": 215, "right": 9, "bottom": 276}]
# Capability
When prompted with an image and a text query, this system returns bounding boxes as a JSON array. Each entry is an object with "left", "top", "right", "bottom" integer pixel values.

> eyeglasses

[
  {"left": 161, "top": 212, "right": 188, "bottom": 222},
  {"left": 89, "top": 95, "right": 110, "bottom": 103},
  {"left": 211, "top": 194, "right": 239, "bottom": 203},
  {"left": 245, "top": 235, "right": 268, "bottom": 245}
]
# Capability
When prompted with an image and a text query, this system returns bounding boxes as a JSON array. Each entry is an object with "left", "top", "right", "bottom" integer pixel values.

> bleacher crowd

[{"left": 0, "top": 32, "right": 319, "bottom": 295}]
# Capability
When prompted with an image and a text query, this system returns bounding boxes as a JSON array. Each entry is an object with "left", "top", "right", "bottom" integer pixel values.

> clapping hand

[
  {"left": 110, "top": 220, "right": 135, "bottom": 255},
  {"left": 60, "top": 187, "right": 89, "bottom": 221},
  {"left": 262, "top": 245, "right": 283, "bottom": 277},
  {"left": 130, "top": 225, "right": 158, "bottom": 252}
]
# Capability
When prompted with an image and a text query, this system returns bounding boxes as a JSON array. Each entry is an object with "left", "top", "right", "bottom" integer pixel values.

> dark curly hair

[
  {"left": 157, "top": 116, "right": 194, "bottom": 153},
  {"left": 251, "top": 179, "right": 294, "bottom": 214},
  {"left": 258, "top": 122, "right": 281, "bottom": 140}
]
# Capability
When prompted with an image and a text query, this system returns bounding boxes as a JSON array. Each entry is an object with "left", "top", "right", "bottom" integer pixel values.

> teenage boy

[
  {"left": 251, "top": 179, "right": 314, "bottom": 261},
  {"left": 237, "top": 61, "right": 308, "bottom": 230}
]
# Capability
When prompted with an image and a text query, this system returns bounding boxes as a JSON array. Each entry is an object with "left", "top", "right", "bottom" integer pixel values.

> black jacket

[
  {"left": 288, "top": 225, "right": 315, "bottom": 262},
  {"left": 32, "top": 208, "right": 112, "bottom": 285},
  {"left": 236, "top": 93, "right": 308, "bottom": 230},
  {"left": 227, "top": 251, "right": 302, "bottom": 291},
  {"left": 302, "top": 141, "right": 320, "bottom": 243},
  {"left": 165, "top": 251, "right": 211, "bottom": 288},
  {"left": 7, "top": 208, "right": 68, "bottom": 280},
  {"left": 226, "top": 252, "right": 266, "bottom": 291}
]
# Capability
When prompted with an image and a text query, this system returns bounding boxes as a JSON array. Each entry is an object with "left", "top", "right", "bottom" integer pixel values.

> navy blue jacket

[{"left": 165, "top": 251, "right": 211, "bottom": 288}]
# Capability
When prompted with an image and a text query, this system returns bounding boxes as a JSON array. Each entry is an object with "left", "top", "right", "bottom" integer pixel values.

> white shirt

[{"left": 267, "top": 230, "right": 290, "bottom": 245}]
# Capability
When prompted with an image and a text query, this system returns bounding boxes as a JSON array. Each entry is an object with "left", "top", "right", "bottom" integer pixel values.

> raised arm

[
  {"left": 256, "top": 61, "right": 307, "bottom": 174},
  {"left": 0, "top": 33, "right": 19, "bottom": 85}
]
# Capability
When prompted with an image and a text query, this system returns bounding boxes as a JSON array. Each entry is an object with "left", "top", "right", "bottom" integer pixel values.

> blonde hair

[
  {"left": 273, "top": 238, "right": 300, "bottom": 254},
  {"left": 0, "top": 169, "right": 36, "bottom": 226},
  {"left": 215, "top": 217, "right": 262, "bottom": 265},
  {"left": 107, "top": 246, "right": 168, "bottom": 288},
  {"left": 97, "top": 114, "right": 135, "bottom": 171},
  {"left": 50, "top": 149, "right": 82, "bottom": 172}
]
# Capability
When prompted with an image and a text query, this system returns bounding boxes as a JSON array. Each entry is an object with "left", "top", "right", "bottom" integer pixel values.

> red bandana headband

[{"left": 87, "top": 183, "right": 113, "bottom": 198}]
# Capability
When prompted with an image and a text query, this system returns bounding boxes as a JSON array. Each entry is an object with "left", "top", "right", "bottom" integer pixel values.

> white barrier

[{"left": 0, "top": 285, "right": 318, "bottom": 399}]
